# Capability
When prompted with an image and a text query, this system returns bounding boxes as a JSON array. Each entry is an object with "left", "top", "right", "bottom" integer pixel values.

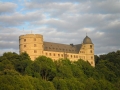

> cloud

[
  {"left": 25, "top": 0, "right": 120, "bottom": 14},
  {"left": 0, "top": 11, "right": 45, "bottom": 27},
  {"left": 88, "top": 0, "right": 120, "bottom": 14},
  {"left": 0, "top": 2, "right": 17, "bottom": 14},
  {"left": 0, "top": 0, "right": 120, "bottom": 56}
]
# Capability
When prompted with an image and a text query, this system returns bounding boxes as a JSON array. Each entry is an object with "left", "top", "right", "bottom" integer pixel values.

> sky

[{"left": 0, "top": 0, "right": 120, "bottom": 56}]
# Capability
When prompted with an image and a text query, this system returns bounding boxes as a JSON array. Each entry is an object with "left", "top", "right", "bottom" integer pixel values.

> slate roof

[
  {"left": 43, "top": 41, "right": 82, "bottom": 54},
  {"left": 83, "top": 36, "right": 93, "bottom": 44}
]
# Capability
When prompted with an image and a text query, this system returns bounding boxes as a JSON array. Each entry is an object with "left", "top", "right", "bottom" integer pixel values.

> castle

[{"left": 19, "top": 34, "right": 95, "bottom": 67}]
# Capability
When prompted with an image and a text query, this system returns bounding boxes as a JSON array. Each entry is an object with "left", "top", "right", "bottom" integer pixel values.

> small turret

[
  {"left": 83, "top": 36, "right": 93, "bottom": 44},
  {"left": 82, "top": 35, "right": 95, "bottom": 67}
]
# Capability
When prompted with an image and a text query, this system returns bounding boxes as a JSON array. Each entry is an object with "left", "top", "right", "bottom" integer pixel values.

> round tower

[
  {"left": 83, "top": 36, "right": 95, "bottom": 67},
  {"left": 19, "top": 34, "right": 43, "bottom": 60}
]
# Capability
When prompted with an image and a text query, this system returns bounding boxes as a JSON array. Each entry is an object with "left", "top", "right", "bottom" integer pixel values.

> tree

[
  {"left": 53, "top": 77, "right": 68, "bottom": 90},
  {"left": 13, "top": 52, "right": 32, "bottom": 74},
  {"left": 33, "top": 56, "right": 56, "bottom": 81},
  {"left": 55, "top": 59, "right": 73, "bottom": 78}
]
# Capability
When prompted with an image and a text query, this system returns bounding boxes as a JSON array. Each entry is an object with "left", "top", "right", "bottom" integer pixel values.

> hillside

[{"left": 0, "top": 51, "right": 120, "bottom": 90}]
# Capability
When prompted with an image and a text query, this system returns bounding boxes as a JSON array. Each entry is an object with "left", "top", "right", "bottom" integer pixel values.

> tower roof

[{"left": 83, "top": 36, "right": 93, "bottom": 44}]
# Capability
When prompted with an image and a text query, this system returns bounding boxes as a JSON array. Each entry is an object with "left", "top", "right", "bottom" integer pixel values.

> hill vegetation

[{"left": 0, "top": 50, "right": 120, "bottom": 90}]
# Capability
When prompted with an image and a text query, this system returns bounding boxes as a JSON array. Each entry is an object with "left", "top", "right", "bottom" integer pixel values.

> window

[
  {"left": 34, "top": 44, "right": 37, "bottom": 47},
  {"left": 49, "top": 53, "right": 51, "bottom": 56},
  {"left": 71, "top": 55, "right": 72, "bottom": 58},
  {"left": 54, "top": 53, "right": 55, "bottom": 56},
  {"left": 24, "top": 39, "right": 26, "bottom": 42},
  {"left": 34, "top": 57, "right": 36, "bottom": 60},
  {"left": 91, "top": 56, "right": 93, "bottom": 59},
  {"left": 90, "top": 45, "right": 92, "bottom": 48},
  {"left": 61, "top": 54, "right": 63, "bottom": 57},
  {"left": 46, "top": 53, "right": 47, "bottom": 55},
  {"left": 58, "top": 54, "right": 60, "bottom": 57},
  {"left": 34, "top": 38, "right": 36, "bottom": 41},
  {"left": 67, "top": 55, "right": 69, "bottom": 57},
  {"left": 24, "top": 45, "right": 26, "bottom": 47},
  {"left": 90, "top": 50, "right": 92, "bottom": 53},
  {"left": 76, "top": 56, "right": 78, "bottom": 58},
  {"left": 34, "top": 50, "right": 37, "bottom": 53},
  {"left": 91, "top": 61, "right": 93, "bottom": 64}
]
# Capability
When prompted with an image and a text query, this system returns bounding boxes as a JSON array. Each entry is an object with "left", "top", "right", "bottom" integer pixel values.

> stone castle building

[{"left": 19, "top": 34, "right": 95, "bottom": 67}]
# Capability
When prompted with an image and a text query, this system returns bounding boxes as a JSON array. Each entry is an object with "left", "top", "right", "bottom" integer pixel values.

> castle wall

[
  {"left": 84, "top": 44, "right": 95, "bottom": 66},
  {"left": 19, "top": 34, "right": 43, "bottom": 60},
  {"left": 19, "top": 34, "right": 95, "bottom": 67},
  {"left": 43, "top": 51, "right": 86, "bottom": 62}
]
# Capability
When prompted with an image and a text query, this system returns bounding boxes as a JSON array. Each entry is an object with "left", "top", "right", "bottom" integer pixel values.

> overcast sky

[{"left": 0, "top": 0, "right": 120, "bottom": 56}]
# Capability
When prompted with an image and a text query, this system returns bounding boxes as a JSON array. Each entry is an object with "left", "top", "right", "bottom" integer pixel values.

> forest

[{"left": 0, "top": 50, "right": 120, "bottom": 90}]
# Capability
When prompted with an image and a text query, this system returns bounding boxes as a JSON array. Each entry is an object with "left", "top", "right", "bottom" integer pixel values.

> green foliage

[
  {"left": 55, "top": 59, "right": 73, "bottom": 78},
  {"left": 26, "top": 56, "right": 56, "bottom": 81},
  {"left": 35, "top": 56, "right": 56, "bottom": 81},
  {"left": 0, "top": 51, "right": 120, "bottom": 90},
  {"left": 96, "top": 50, "right": 120, "bottom": 83},
  {"left": 53, "top": 77, "right": 68, "bottom": 90}
]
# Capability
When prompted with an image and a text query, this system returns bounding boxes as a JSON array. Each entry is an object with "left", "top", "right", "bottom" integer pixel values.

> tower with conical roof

[{"left": 82, "top": 35, "right": 95, "bottom": 67}]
